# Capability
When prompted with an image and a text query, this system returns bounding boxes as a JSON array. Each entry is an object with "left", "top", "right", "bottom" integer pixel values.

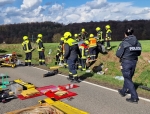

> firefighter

[
  {"left": 62, "top": 38, "right": 68, "bottom": 68},
  {"left": 105, "top": 25, "right": 112, "bottom": 50},
  {"left": 80, "top": 28, "right": 88, "bottom": 40},
  {"left": 78, "top": 40, "right": 89, "bottom": 71},
  {"left": 96, "top": 27, "right": 107, "bottom": 54},
  {"left": 88, "top": 34, "right": 97, "bottom": 61},
  {"left": 22, "top": 36, "right": 33, "bottom": 66},
  {"left": 74, "top": 34, "right": 79, "bottom": 41},
  {"left": 64, "top": 32, "right": 81, "bottom": 83},
  {"left": 96, "top": 27, "right": 104, "bottom": 44},
  {"left": 55, "top": 36, "right": 65, "bottom": 65},
  {"left": 36, "top": 34, "right": 45, "bottom": 65}
]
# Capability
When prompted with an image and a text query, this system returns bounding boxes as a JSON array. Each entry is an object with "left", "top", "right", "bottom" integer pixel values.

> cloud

[
  {"left": 5, "top": 7, "right": 22, "bottom": 17},
  {"left": 21, "top": 0, "right": 42, "bottom": 10},
  {"left": 1, "top": 0, "right": 150, "bottom": 25},
  {"left": 86, "top": 0, "right": 108, "bottom": 9},
  {"left": 0, "top": 0, "right": 15, "bottom": 6}
]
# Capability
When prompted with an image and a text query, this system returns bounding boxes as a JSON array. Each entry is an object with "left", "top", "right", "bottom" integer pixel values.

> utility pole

[{"left": 29, "top": 35, "right": 36, "bottom": 43}]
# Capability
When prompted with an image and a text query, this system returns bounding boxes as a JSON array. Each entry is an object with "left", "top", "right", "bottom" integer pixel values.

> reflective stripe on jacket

[
  {"left": 97, "top": 31, "right": 103, "bottom": 41},
  {"left": 22, "top": 40, "right": 32, "bottom": 53},
  {"left": 106, "top": 29, "right": 112, "bottom": 41},
  {"left": 79, "top": 43, "right": 89, "bottom": 59},
  {"left": 36, "top": 38, "right": 44, "bottom": 51}
]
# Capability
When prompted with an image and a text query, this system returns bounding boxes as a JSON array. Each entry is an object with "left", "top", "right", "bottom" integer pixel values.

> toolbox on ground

[{"left": 0, "top": 52, "right": 17, "bottom": 68}]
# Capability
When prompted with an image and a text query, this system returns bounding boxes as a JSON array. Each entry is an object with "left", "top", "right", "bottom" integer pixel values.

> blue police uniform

[{"left": 116, "top": 34, "right": 141, "bottom": 102}]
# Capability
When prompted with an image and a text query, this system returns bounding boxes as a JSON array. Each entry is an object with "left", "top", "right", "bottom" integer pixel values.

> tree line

[{"left": 0, "top": 20, "right": 149, "bottom": 44}]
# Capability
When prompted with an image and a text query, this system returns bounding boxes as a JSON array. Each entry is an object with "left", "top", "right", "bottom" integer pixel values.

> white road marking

[{"left": 33, "top": 67, "right": 150, "bottom": 102}]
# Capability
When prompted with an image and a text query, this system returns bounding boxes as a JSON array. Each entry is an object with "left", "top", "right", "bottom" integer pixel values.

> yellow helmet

[
  {"left": 84, "top": 40, "right": 89, "bottom": 45},
  {"left": 89, "top": 34, "right": 94, "bottom": 37},
  {"left": 38, "top": 34, "right": 43, "bottom": 38},
  {"left": 64, "top": 32, "right": 72, "bottom": 39},
  {"left": 74, "top": 34, "right": 78, "bottom": 38},
  {"left": 81, "top": 28, "right": 85, "bottom": 32},
  {"left": 105, "top": 25, "right": 110, "bottom": 29},
  {"left": 96, "top": 27, "right": 101, "bottom": 31},
  {"left": 23, "top": 36, "right": 28, "bottom": 40}
]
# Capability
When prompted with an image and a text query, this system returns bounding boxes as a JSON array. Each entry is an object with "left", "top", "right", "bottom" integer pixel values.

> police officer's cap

[{"left": 125, "top": 28, "right": 134, "bottom": 36}]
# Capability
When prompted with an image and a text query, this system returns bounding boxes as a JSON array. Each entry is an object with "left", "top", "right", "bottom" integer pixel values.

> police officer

[
  {"left": 116, "top": 28, "right": 142, "bottom": 103},
  {"left": 64, "top": 32, "right": 81, "bottom": 83},
  {"left": 105, "top": 25, "right": 112, "bottom": 50},
  {"left": 22, "top": 36, "right": 33, "bottom": 66},
  {"left": 36, "top": 34, "right": 45, "bottom": 65}
]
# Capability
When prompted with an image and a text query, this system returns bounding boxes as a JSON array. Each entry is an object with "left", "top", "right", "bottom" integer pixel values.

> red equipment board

[
  {"left": 17, "top": 93, "right": 43, "bottom": 100},
  {"left": 44, "top": 90, "right": 78, "bottom": 100}
]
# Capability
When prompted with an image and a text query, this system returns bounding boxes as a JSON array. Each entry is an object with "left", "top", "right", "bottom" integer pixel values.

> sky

[{"left": 0, "top": 0, "right": 150, "bottom": 25}]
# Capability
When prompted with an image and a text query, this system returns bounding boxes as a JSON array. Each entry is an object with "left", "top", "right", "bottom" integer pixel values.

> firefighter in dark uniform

[
  {"left": 73, "top": 34, "right": 79, "bottom": 41},
  {"left": 105, "top": 25, "right": 112, "bottom": 50},
  {"left": 36, "top": 34, "right": 45, "bottom": 65},
  {"left": 55, "top": 36, "right": 65, "bottom": 65},
  {"left": 64, "top": 32, "right": 81, "bottom": 83},
  {"left": 116, "top": 28, "right": 142, "bottom": 103},
  {"left": 78, "top": 40, "right": 89, "bottom": 71},
  {"left": 80, "top": 28, "right": 88, "bottom": 40},
  {"left": 96, "top": 27, "right": 104, "bottom": 44},
  {"left": 96, "top": 27, "right": 106, "bottom": 54},
  {"left": 22, "top": 36, "right": 33, "bottom": 66}
]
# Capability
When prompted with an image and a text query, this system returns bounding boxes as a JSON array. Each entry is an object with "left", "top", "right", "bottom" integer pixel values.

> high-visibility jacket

[
  {"left": 57, "top": 37, "right": 65, "bottom": 54},
  {"left": 64, "top": 38, "right": 81, "bottom": 60},
  {"left": 106, "top": 29, "right": 112, "bottom": 41},
  {"left": 97, "top": 30, "right": 104, "bottom": 41},
  {"left": 89, "top": 37, "right": 97, "bottom": 47},
  {"left": 79, "top": 43, "right": 89, "bottom": 59},
  {"left": 36, "top": 38, "right": 44, "bottom": 51},
  {"left": 22, "top": 40, "right": 32, "bottom": 53}
]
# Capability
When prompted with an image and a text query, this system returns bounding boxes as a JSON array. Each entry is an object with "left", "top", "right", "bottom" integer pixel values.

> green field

[{"left": 0, "top": 40, "right": 150, "bottom": 98}]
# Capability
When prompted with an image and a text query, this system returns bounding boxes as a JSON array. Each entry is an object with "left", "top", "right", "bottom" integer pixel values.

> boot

[
  {"left": 67, "top": 74, "right": 73, "bottom": 81},
  {"left": 42, "top": 62, "right": 46, "bottom": 66},
  {"left": 71, "top": 77, "right": 80, "bottom": 83},
  {"left": 55, "top": 61, "right": 58, "bottom": 65},
  {"left": 28, "top": 62, "right": 31, "bottom": 66},
  {"left": 39, "top": 62, "right": 42, "bottom": 65},
  {"left": 25, "top": 62, "right": 28, "bottom": 66}
]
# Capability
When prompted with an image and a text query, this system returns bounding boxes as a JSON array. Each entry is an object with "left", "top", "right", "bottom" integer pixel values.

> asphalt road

[{"left": 0, "top": 66, "right": 150, "bottom": 114}]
